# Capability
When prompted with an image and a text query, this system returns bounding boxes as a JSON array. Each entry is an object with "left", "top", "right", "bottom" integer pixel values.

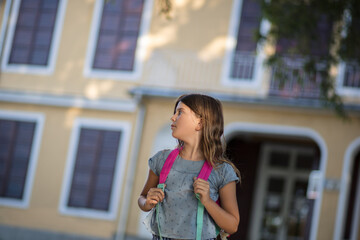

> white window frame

[
  {"left": 221, "top": 0, "right": 269, "bottom": 90},
  {"left": 1, "top": 0, "right": 67, "bottom": 75},
  {"left": 0, "top": 110, "right": 45, "bottom": 209},
  {"left": 335, "top": 9, "right": 360, "bottom": 98},
  {"left": 334, "top": 137, "right": 360, "bottom": 240},
  {"left": 59, "top": 118, "right": 131, "bottom": 220},
  {"left": 83, "top": 0, "right": 153, "bottom": 81},
  {"left": 336, "top": 62, "right": 360, "bottom": 98}
]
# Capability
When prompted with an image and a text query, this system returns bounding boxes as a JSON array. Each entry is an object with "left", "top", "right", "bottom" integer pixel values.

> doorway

[
  {"left": 226, "top": 133, "right": 320, "bottom": 240},
  {"left": 251, "top": 144, "right": 318, "bottom": 240}
]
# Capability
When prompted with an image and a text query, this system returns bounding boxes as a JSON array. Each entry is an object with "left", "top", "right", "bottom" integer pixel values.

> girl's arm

[
  {"left": 193, "top": 178, "right": 240, "bottom": 234},
  {"left": 138, "top": 169, "right": 165, "bottom": 212}
]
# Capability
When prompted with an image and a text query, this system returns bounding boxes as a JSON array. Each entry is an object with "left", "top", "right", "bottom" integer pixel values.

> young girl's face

[{"left": 170, "top": 101, "right": 201, "bottom": 141}]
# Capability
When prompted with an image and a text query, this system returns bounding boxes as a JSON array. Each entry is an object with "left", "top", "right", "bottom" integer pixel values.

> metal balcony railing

[
  {"left": 230, "top": 51, "right": 256, "bottom": 80},
  {"left": 269, "top": 57, "right": 324, "bottom": 99}
]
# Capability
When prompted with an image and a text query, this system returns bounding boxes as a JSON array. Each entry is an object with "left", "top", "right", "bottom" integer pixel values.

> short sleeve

[
  {"left": 218, "top": 163, "right": 239, "bottom": 189},
  {"left": 148, "top": 150, "right": 170, "bottom": 176}
]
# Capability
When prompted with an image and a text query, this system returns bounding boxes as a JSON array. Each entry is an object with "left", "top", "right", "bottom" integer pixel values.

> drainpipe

[{"left": 115, "top": 93, "right": 146, "bottom": 240}]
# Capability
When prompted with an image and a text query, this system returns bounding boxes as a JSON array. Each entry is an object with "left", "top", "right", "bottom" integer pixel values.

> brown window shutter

[
  {"left": 276, "top": 15, "right": 333, "bottom": 57},
  {"left": 231, "top": 0, "right": 262, "bottom": 79},
  {"left": 235, "top": 0, "right": 262, "bottom": 52},
  {"left": 9, "top": 0, "right": 59, "bottom": 65},
  {"left": 92, "top": 0, "right": 144, "bottom": 71},
  {"left": 0, "top": 120, "right": 36, "bottom": 199},
  {"left": 68, "top": 128, "right": 122, "bottom": 211}
]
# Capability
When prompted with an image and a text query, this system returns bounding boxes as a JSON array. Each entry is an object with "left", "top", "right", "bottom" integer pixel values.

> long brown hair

[{"left": 174, "top": 94, "right": 240, "bottom": 179}]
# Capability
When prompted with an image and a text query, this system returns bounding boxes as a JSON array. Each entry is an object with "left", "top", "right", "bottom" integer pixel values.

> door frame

[
  {"left": 224, "top": 122, "right": 327, "bottom": 240},
  {"left": 251, "top": 144, "right": 316, "bottom": 240},
  {"left": 350, "top": 169, "right": 360, "bottom": 240},
  {"left": 334, "top": 137, "right": 360, "bottom": 240}
]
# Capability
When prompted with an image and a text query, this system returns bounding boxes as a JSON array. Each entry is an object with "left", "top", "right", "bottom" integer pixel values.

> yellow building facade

[{"left": 0, "top": 0, "right": 359, "bottom": 240}]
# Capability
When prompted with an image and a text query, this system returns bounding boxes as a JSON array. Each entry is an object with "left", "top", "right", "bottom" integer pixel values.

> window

[
  {"left": 0, "top": 120, "right": 35, "bottom": 199},
  {"left": 336, "top": 15, "right": 360, "bottom": 96},
  {"left": 68, "top": 128, "right": 121, "bottom": 211},
  {"left": 1, "top": 0, "right": 67, "bottom": 74},
  {"left": 231, "top": 0, "right": 262, "bottom": 80},
  {"left": 222, "top": 0, "right": 266, "bottom": 88},
  {"left": 336, "top": 62, "right": 360, "bottom": 97},
  {"left": 343, "top": 63, "right": 360, "bottom": 88},
  {"left": 84, "top": 0, "right": 152, "bottom": 80},
  {"left": 269, "top": 15, "right": 333, "bottom": 98},
  {"left": 59, "top": 118, "right": 131, "bottom": 220},
  {"left": 0, "top": 110, "right": 44, "bottom": 208}
]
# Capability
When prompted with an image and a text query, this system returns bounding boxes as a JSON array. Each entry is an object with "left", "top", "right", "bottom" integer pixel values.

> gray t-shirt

[{"left": 143, "top": 149, "right": 239, "bottom": 239}]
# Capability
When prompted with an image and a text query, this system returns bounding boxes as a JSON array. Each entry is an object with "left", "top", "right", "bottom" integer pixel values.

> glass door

[{"left": 250, "top": 144, "right": 317, "bottom": 240}]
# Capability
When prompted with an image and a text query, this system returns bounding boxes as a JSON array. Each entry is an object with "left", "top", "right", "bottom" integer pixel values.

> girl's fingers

[
  {"left": 147, "top": 187, "right": 165, "bottom": 205},
  {"left": 148, "top": 187, "right": 164, "bottom": 197},
  {"left": 148, "top": 195, "right": 160, "bottom": 204},
  {"left": 193, "top": 178, "right": 209, "bottom": 193},
  {"left": 193, "top": 177, "right": 209, "bottom": 190},
  {"left": 193, "top": 178, "right": 211, "bottom": 204},
  {"left": 148, "top": 198, "right": 159, "bottom": 206}
]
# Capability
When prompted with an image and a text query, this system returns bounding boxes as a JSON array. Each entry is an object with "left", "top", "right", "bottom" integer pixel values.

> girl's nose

[{"left": 170, "top": 114, "right": 176, "bottom": 122}]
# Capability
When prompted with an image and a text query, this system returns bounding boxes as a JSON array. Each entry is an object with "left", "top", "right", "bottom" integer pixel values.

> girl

[{"left": 138, "top": 94, "right": 240, "bottom": 240}]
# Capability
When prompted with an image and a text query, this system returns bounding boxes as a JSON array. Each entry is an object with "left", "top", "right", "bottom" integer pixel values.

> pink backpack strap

[
  {"left": 159, "top": 148, "right": 180, "bottom": 184},
  {"left": 160, "top": 148, "right": 213, "bottom": 183},
  {"left": 197, "top": 160, "right": 213, "bottom": 180},
  {"left": 197, "top": 161, "right": 219, "bottom": 204}
]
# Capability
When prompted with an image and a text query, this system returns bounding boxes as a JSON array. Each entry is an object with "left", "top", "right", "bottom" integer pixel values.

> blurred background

[{"left": 0, "top": 0, "right": 359, "bottom": 239}]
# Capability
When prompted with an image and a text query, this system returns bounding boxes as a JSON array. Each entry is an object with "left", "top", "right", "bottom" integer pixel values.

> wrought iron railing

[
  {"left": 230, "top": 51, "right": 256, "bottom": 80},
  {"left": 269, "top": 57, "right": 325, "bottom": 99}
]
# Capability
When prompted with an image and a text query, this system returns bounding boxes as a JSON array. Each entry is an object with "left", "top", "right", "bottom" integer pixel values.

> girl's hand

[
  {"left": 145, "top": 186, "right": 165, "bottom": 209},
  {"left": 193, "top": 177, "right": 211, "bottom": 205},
  {"left": 139, "top": 170, "right": 164, "bottom": 212}
]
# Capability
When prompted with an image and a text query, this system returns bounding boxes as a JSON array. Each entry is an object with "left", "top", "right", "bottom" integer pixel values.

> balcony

[
  {"left": 269, "top": 57, "right": 324, "bottom": 99},
  {"left": 142, "top": 50, "right": 358, "bottom": 103},
  {"left": 230, "top": 51, "right": 257, "bottom": 80}
]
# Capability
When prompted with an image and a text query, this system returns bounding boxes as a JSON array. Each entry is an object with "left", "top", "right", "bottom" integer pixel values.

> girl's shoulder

[
  {"left": 148, "top": 149, "right": 173, "bottom": 175},
  {"left": 214, "top": 161, "right": 235, "bottom": 173},
  {"left": 211, "top": 162, "right": 239, "bottom": 186},
  {"left": 151, "top": 149, "right": 172, "bottom": 159}
]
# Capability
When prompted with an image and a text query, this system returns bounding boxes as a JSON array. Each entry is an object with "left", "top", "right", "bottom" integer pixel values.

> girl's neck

[{"left": 180, "top": 143, "right": 204, "bottom": 161}]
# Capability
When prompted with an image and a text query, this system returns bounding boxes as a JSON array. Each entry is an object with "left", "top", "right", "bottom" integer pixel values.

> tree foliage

[
  {"left": 158, "top": 0, "right": 360, "bottom": 118},
  {"left": 256, "top": 0, "right": 360, "bottom": 119}
]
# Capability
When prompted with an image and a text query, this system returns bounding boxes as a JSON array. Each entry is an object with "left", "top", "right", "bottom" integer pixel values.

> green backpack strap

[
  {"left": 195, "top": 160, "right": 214, "bottom": 240},
  {"left": 196, "top": 193, "right": 205, "bottom": 240},
  {"left": 156, "top": 183, "right": 165, "bottom": 240}
]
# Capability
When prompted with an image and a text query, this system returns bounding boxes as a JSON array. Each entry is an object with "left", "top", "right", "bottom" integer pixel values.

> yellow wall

[
  {"left": 0, "top": 102, "right": 137, "bottom": 238},
  {"left": 0, "top": 0, "right": 137, "bottom": 100}
]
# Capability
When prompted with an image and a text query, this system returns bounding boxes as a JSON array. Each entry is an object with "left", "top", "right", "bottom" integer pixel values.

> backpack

[{"left": 156, "top": 148, "right": 224, "bottom": 240}]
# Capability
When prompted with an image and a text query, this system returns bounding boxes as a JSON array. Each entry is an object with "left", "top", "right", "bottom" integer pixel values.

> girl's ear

[{"left": 195, "top": 118, "right": 203, "bottom": 131}]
